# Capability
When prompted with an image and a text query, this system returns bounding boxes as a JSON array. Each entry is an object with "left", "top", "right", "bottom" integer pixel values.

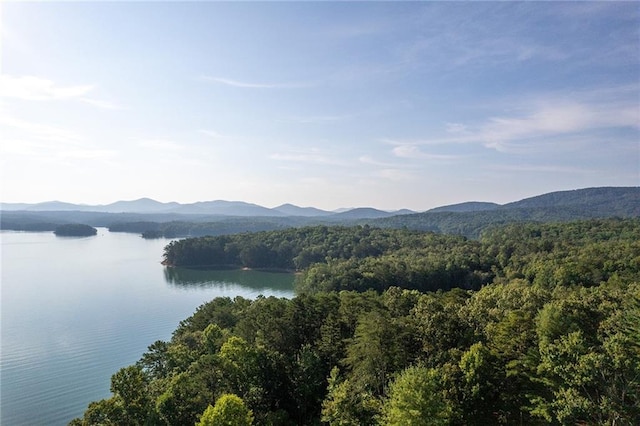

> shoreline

[{"left": 162, "top": 262, "right": 298, "bottom": 274}]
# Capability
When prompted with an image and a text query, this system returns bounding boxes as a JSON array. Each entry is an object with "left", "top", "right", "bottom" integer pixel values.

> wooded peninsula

[
  {"left": 72, "top": 218, "right": 639, "bottom": 425},
  {"left": 53, "top": 224, "right": 98, "bottom": 237}
]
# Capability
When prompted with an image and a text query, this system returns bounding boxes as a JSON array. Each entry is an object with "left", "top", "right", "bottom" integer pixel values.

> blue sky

[{"left": 1, "top": 2, "right": 638, "bottom": 211}]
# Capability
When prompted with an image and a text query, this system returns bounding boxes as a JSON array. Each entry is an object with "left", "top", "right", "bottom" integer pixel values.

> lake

[{"left": 0, "top": 229, "right": 295, "bottom": 426}]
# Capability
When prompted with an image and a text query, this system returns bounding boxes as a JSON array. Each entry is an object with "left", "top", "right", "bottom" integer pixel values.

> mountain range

[
  {"left": 0, "top": 198, "right": 415, "bottom": 218},
  {"left": 3, "top": 186, "right": 639, "bottom": 218},
  {"left": 2, "top": 187, "right": 639, "bottom": 238}
]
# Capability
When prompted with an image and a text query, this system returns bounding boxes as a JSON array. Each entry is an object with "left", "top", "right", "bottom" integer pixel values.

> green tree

[
  {"left": 202, "top": 323, "right": 225, "bottom": 354},
  {"left": 218, "top": 336, "right": 260, "bottom": 396},
  {"left": 156, "top": 370, "right": 213, "bottom": 425},
  {"left": 345, "top": 310, "right": 410, "bottom": 396},
  {"left": 137, "top": 340, "right": 170, "bottom": 380},
  {"left": 533, "top": 285, "right": 640, "bottom": 424},
  {"left": 196, "top": 394, "right": 253, "bottom": 426},
  {"left": 109, "top": 365, "right": 151, "bottom": 425},
  {"left": 382, "top": 365, "right": 452, "bottom": 426},
  {"left": 321, "top": 367, "right": 381, "bottom": 426},
  {"left": 72, "top": 398, "right": 125, "bottom": 425}
]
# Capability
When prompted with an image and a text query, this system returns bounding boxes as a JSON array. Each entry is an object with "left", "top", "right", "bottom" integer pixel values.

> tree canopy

[{"left": 72, "top": 219, "right": 640, "bottom": 425}]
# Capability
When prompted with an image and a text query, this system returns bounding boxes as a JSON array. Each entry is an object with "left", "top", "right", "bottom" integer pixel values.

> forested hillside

[
  {"left": 370, "top": 186, "right": 640, "bottom": 238},
  {"left": 72, "top": 219, "right": 640, "bottom": 425}
]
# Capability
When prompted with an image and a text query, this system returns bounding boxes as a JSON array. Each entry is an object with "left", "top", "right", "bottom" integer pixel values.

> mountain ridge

[
  {"left": 2, "top": 187, "right": 639, "bottom": 238},
  {"left": 370, "top": 186, "right": 640, "bottom": 238},
  {"left": 1, "top": 186, "right": 638, "bottom": 219},
  {"left": 0, "top": 198, "right": 415, "bottom": 217}
]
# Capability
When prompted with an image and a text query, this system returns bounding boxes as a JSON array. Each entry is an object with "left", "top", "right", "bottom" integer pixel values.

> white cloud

[
  {"left": 80, "top": 98, "right": 122, "bottom": 110},
  {"left": 0, "top": 117, "right": 117, "bottom": 163},
  {"left": 0, "top": 75, "right": 120, "bottom": 109},
  {"left": 392, "top": 145, "right": 460, "bottom": 161},
  {"left": 57, "top": 149, "right": 117, "bottom": 160},
  {"left": 0, "top": 115, "right": 82, "bottom": 143},
  {"left": 0, "top": 75, "right": 93, "bottom": 101},
  {"left": 452, "top": 38, "right": 566, "bottom": 67},
  {"left": 0, "top": 138, "right": 49, "bottom": 157},
  {"left": 200, "top": 76, "right": 309, "bottom": 89},
  {"left": 199, "top": 129, "right": 224, "bottom": 139},
  {"left": 480, "top": 100, "right": 638, "bottom": 152},
  {"left": 270, "top": 148, "right": 345, "bottom": 166},
  {"left": 270, "top": 152, "right": 327, "bottom": 164},
  {"left": 137, "top": 139, "right": 184, "bottom": 151},
  {"left": 385, "top": 86, "right": 640, "bottom": 154},
  {"left": 445, "top": 122, "right": 469, "bottom": 134}
]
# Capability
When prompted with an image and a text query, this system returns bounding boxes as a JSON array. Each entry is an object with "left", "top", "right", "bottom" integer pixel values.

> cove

[{"left": 0, "top": 229, "right": 294, "bottom": 426}]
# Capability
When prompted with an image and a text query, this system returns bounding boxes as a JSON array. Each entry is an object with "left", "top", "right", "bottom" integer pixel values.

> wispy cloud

[
  {"left": 359, "top": 155, "right": 395, "bottom": 167},
  {"left": 57, "top": 149, "right": 117, "bottom": 160},
  {"left": 450, "top": 37, "right": 566, "bottom": 67},
  {"left": 80, "top": 98, "right": 122, "bottom": 110},
  {"left": 270, "top": 148, "right": 346, "bottom": 166},
  {"left": 0, "top": 115, "right": 82, "bottom": 143},
  {"left": 392, "top": 145, "right": 461, "bottom": 161},
  {"left": 199, "top": 129, "right": 224, "bottom": 139},
  {"left": 200, "top": 76, "right": 310, "bottom": 89},
  {"left": 1, "top": 138, "right": 52, "bottom": 157},
  {"left": 481, "top": 99, "right": 638, "bottom": 152},
  {"left": 0, "top": 115, "right": 117, "bottom": 162},
  {"left": 0, "top": 75, "right": 93, "bottom": 101},
  {"left": 393, "top": 2, "right": 637, "bottom": 76},
  {"left": 0, "top": 75, "right": 121, "bottom": 109},
  {"left": 136, "top": 138, "right": 184, "bottom": 151},
  {"left": 385, "top": 86, "right": 639, "bottom": 154}
]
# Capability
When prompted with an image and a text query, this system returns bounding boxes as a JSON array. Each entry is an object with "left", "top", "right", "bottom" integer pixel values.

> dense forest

[
  {"left": 72, "top": 218, "right": 640, "bottom": 425},
  {"left": 162, "top": 226, "right": 496, "bottom": 293}
]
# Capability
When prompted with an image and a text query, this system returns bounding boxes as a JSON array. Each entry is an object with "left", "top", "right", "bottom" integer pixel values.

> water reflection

[{"left": 163, "top": 267, "right": 296, "bottom": 293}]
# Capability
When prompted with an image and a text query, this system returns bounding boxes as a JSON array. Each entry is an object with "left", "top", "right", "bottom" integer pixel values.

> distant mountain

[
  {"left": 330, "top": 207, "right": 398, "bottom": 219},
  {"left": 393, "top": 209, "right": 418, "bottom": 215},
  {"left": 101, "top": 198, "right": 180, "bottom": 213},
  {"left": 1, "top": 201, "right": 91, "bottom": 212},
  {"left": 504, "top": 187, "right": 640, "bottom": 211},
  {"left": 184, "top": 201, "right": 282, "bottom": 217},
  {"left": 0, "top": 198, "right": 409, "bottom": 218},
  {"left": 273, "top": 204, "right": 332, "bottom": 217},
  {"left": 0, "top": 199, "right": 283, "bottom": 216},
  {"left": 428, "top": 201, "right": 500, "bottom": 213},
  {"left": 0, "top": 202, "right": 34, "bottom": 210},
  {"left": 371, "top": 186, "right": 640, "bottom": 238}
]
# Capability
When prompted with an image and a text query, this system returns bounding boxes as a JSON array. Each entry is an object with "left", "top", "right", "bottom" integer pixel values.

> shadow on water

[{"left": 163, "top": 267, "right": 296, "bottom": 292}]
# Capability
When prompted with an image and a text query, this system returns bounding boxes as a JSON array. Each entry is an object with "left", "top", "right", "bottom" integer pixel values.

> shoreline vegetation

[
  {"left": 71, "top": 218, "right": 640, "bottom": 425},
  {"left": 162, "top": 261, "right": 297, "bottom": 275}
]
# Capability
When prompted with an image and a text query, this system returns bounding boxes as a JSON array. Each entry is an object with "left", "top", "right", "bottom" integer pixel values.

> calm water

[{"left": 0, "top": 229, "right": 294, "bottom": 426}]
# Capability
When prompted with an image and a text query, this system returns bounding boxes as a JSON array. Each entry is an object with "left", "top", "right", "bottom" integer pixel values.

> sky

[{"left": 1, "top": 2, "right": 638, "bottom": 211}]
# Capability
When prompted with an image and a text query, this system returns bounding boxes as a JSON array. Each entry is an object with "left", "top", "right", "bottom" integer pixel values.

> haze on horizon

[{"left": 1, "top": 2, "right": 638, "bottom": 211}]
